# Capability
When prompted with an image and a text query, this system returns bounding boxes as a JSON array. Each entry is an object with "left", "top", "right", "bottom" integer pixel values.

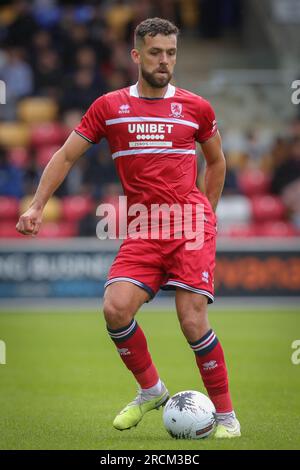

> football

[{"left": 163, "top": 390, "right": 216, "bottom": 439}]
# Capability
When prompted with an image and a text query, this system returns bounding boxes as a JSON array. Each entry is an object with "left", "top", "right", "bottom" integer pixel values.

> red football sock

[
  {"left": 107, "top": 319, "right": 159, "bottom": 389},
  {"left": 189, "top": 329, "right": 233, "bottom": 413}
]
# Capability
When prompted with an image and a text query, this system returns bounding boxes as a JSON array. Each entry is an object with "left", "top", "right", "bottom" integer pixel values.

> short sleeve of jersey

[
  {"left": 74, "top": 95, "right": 107, "bottom": 144},
  {"left": 196, "top": 98, "right": 218, "bottom": 143}
]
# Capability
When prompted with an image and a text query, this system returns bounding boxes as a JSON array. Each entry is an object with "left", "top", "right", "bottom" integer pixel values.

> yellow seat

[
  {"left": 20, "top": 195, "right": 62, "bottom": 222},
  {"left": 17, "top": 97, "right": 58, "bottom": 123},
  {"left": 0, "top": 122, "right": 30, "bottom": 148}
]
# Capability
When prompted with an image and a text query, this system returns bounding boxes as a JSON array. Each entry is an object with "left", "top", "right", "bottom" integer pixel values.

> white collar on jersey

[{"left": 129, "top": 82, "right": 176, "bottom": 98}]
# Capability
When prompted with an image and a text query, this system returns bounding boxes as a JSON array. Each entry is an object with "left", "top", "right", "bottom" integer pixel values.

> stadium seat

[
  {"left": 0, "top": 123, "right": 30, "bottom": 148},
  {"left": 31, "top": 123, "right": 68, "bottom": 148},
  {"left": 219, "top": 223, "right": 257, "bottom": 238},
  {"left": 255, "top": 221, "right": 297, "bottom": 237},
  {"left": 0, "top": 221, "right": 77, "bottom": 238},
  {"left": 61, "top": 195, "right": 93, "bottom": 222},
  {"left": 238, "top": 169, "right": 271, "bottom": 197},
  {"left": 36, "top": 145, "right": 60, "bottom": 168},
  {"left": 8, "top": 147, "right": 30, "bottom": 169},
  {"left": 17, "top": 97, "right": 58, "bottom": 123},
  {"left": 0, "top": 221, "right": 23, "bottom": 238},
  {"left": 0, "top": 196, "right": 19, "bottom": 220},
  {"left": 216, "top": 195, "right": 252, "bottom": 229},
  {"left": 251, "top": 195, "right": 286, "bottom": 222},
  {"left": 20, "top": 195, "right": 62, "bottom": 222},
  {"left": 38, "top": 221, "right": 77, "bottom": 238}
]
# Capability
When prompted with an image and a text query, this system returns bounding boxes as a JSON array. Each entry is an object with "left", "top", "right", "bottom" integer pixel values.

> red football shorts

[{"left": 104, "top": 232, "right": 216, "bottom": 303}]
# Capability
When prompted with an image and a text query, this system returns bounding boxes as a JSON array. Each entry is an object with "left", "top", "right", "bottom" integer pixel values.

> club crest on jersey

[
  {"left": 170, "top": 102, "right": 183, "bottom": 118},
  {"left": 119, "top": 104, "right": 130, "bottom": 114}
]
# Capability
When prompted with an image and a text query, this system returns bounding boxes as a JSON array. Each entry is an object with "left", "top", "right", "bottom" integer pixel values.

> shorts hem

[
  {"left": 104, "top": 277, "right": 155, "bottom": 301},
  {"left": 161, "top": 280, "right": 214, "bottom": 304}
]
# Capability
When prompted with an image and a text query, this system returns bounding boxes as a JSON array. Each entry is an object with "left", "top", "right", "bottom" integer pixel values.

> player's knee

[
  {"left": 180, "top": 317, "right": 199, "bottom": 337},
  {"left": 102, "top": 298, "right": 133, "bottom": 329},
  {"left": 179, "top": 310, "right": 209, "bottom": 341}
]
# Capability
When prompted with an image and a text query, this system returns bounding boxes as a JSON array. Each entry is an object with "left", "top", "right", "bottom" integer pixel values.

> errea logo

[
  {"left": 203, "top": 360, "right": 217, "bottom": 371},
  {"left": 117, "top": 347, "right": 131, "bottom": 356},
  {"left": 119, "top": 104, "right": 130, "bottom": 114}
]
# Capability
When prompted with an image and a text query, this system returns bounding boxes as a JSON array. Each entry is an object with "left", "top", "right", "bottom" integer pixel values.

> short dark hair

[{"left": 134, "top": 17, "right": 179, "bottom": 47}]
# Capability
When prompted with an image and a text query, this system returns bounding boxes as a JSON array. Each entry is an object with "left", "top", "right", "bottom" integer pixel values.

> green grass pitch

[{"left": 0, "top": 307, "right": 299, "bottom": 450}]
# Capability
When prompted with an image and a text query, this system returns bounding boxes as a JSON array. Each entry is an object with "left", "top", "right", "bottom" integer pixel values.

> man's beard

[{"left": 141, "top": 66, "right": 172, "bottom": 88}]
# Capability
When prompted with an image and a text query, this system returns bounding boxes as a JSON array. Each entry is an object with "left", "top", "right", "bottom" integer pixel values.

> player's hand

[{"left": 16, "top": 206, "right": 43, "bottom": 236}]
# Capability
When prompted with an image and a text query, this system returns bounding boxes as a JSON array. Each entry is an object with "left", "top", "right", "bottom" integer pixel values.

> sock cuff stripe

[
  {"left": 107, "top": 319, "right": 137, "bottom": 339},
  {"left": 193, "top": 337, "right": 219, "bottom": 356},
  {"left": 189, "top": 329, "right": 213, "bottom": 346},
  {"left": 189, "top": 330, "right": 215, "bottom": 350},
  {"left": 107, "top": 318, "right": 135, "bottom": 334},
  {"left": 191, "top": 337, "right": 216, "bottom": 352}
]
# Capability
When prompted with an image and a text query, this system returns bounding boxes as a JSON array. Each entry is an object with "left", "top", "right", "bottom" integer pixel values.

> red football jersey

[{"left": 75, "top": 83, "right": 218, "bottom": 235}]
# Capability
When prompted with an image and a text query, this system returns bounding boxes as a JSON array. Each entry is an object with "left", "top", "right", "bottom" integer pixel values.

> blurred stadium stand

[{"left": 0, "top": 0, "right": 299, "bottom": 239}]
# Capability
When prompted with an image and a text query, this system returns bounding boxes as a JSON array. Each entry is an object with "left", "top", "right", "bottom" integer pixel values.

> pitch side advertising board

[{"left": 0, "top": 239, "right": 299, "bottom": 300}]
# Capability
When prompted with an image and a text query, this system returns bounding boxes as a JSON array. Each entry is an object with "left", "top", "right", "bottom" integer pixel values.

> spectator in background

[
  {"left": 125, "top": 0, "right": 154, "bottom": 44},
  {"left": 29, "top": 29, "right": 53, "bottom": 63},
  {"left": 0, "top": 146, "right": 24, "bottom": 198},
  {"left": 33, "top": 48, "right": 63, "bottom": 98},
  {"left": 110, "top": 40, "right": 133, "bottom": 77},
  {"left": 105, "top": 0, "right": 134, "bottom": 41},
  {"left": 62, "top": 108, "right": 83, "bottom": 132},
  {"left": 32, "top": 0, "right": 61, "bottom": 29},
  {"left": 289, "top": 117, "right": 300, "bottom": 139},
  {"left": 60, "top": 23, "right": 93, "bottom": 71},
  {"left": 87, "top": 7, "right": 112, "bottom": 66},
  {"left": 244, "top": 130, "right": 271, "bottom": 165},
  {"left": 266, "top": 136, "right": 289, "bottom": 171},
  {"left": 78, "top": 200, "right": 99, "bottom": 237},
  {"left": 222, "top": 165, "right": 239, "bottom": 195},
  {"left": 106, "top": 69, "right": 131, "bottom": 91},
  {"left": 78, "top": 182, "right": 123, "bottom": 237},
  {"left": 271, "top": 137, "right": 300, "bottom": 195},
  {"left": 23, "top": 157, "right": 39, "bottom": 197},
  {"left": 0, "top": 47, "right": 33, "bottom": 119},
  {"left": 74, "top": 46, "right": 108, "bottom": 91},
  {"left": 83, "top": 144, "right": 119, "bottom": 199},
  {"left": 75, "top": 46, "right": 97, "bottom": 71},
  {"left": 6, "top": 0, "right": 38, "bottom": 47},
  {"left": 281, "top": 178, "right": 300, "bottom": 229},
  {"left": 0, "top": 47, "right": 33, "bottom": 99},
  {"left": 199, "top": 0, "right": 240, "bottom": 38},
  {"left": 60, "top": 67, "right": 103, "bottom": 112},
  {"left": 271, "top": 136, "right": 300, "bottom": 228}
]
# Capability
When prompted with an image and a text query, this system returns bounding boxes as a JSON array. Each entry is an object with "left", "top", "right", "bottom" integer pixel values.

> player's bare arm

[
  {"left": 16, "top": 132, "right": 92, "bottom": 236},
  {"left": 201, "top": 130, "right": 226, "bottom": 212}
]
